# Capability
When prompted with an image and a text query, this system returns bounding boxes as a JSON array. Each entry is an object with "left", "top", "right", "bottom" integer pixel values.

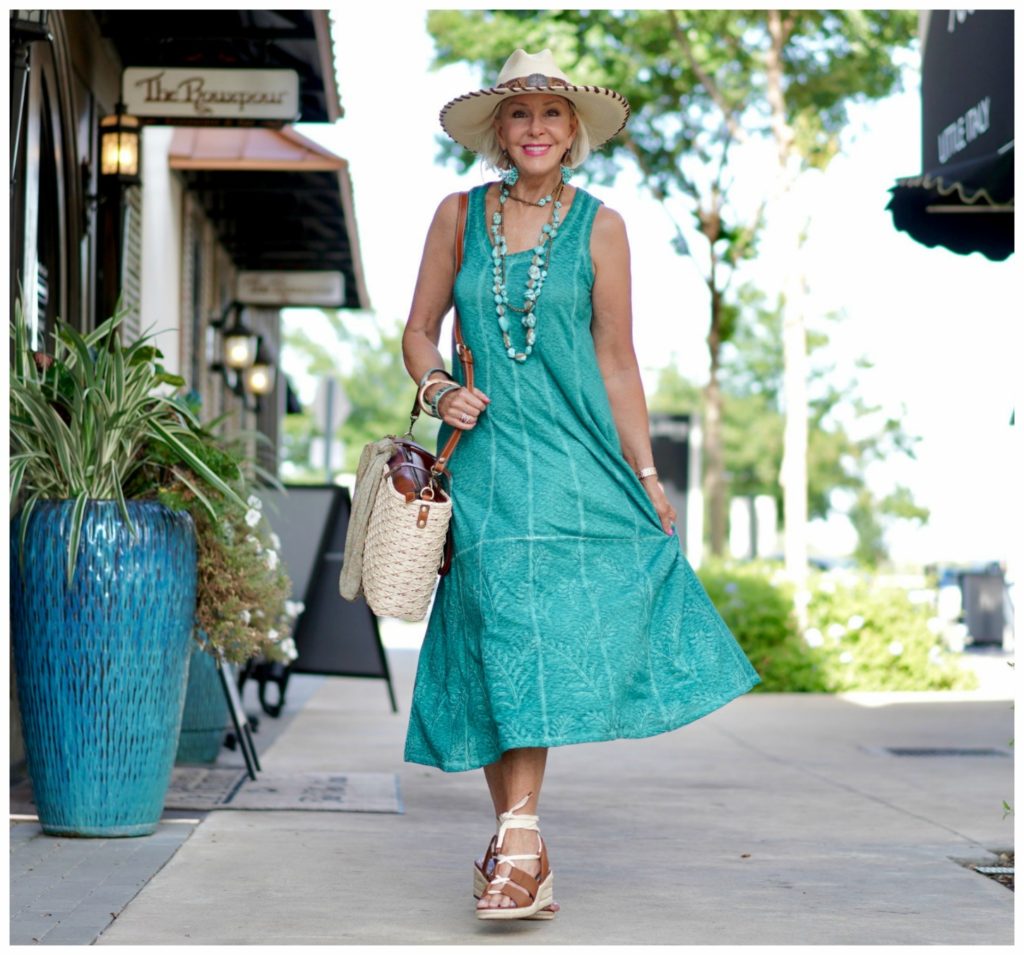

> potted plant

[
  {"left": 9, "top": 302, "right": 247, "bottom": 836},
  {"left": 154, "top": 418, "right": 299, "bottom": 763}
]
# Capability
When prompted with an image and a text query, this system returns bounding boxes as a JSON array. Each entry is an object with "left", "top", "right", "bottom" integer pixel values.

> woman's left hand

[{"left": 643, "top": 479, "right": 677, "bottom": 536}]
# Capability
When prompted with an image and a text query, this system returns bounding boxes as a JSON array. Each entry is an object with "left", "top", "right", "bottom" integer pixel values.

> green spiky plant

[{"left": 9, "top": 300, "right": 247, "bottom": 585}]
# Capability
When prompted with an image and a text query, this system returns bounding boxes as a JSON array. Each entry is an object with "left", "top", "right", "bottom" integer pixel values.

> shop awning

[
  {"left": 169, "top": 126, "right": 370, "bottom": 310},
  {"left": 886, "top": 10, "right": 1014, "bottom": 262},
  {"left": 96, "top": 10, "right": 341, "bottom": 124}
]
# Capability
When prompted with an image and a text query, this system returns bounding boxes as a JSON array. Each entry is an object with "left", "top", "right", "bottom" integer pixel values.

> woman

[{"left": 401, "top": 50, "right": 760, "bottom": 920}]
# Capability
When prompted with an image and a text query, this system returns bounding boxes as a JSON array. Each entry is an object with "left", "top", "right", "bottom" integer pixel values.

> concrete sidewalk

[{"left": 84, "top": 647, "right": 1013, "bottom": 946}]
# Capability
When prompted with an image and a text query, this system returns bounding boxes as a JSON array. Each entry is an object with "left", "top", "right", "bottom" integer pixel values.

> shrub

[
  {"left": 698, "top": 562, "right": 978, "bottom": 692},
  {"left": 804, "top": 572, "right": 978, "bottom": 691},
  {"left": 699, "top": 561, "right": 827, "bottom": 692}
]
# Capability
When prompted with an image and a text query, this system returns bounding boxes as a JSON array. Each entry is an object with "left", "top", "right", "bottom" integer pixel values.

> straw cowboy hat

[{"left": 439, "top": 49, "right": 630, "bottom": 154}]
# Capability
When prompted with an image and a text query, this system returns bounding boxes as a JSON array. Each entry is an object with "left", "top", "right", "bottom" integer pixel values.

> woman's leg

[{"left": 478, "top": 747, "right": 548, "bottom": 910}]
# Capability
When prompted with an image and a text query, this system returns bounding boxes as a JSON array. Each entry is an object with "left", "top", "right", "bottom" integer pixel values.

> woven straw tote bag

[
  {"left": 361, "top": 448, "right": 454, "bottom": 621},
  {"left": 349, "top": 193, "right": 473, "bottom": 621}
]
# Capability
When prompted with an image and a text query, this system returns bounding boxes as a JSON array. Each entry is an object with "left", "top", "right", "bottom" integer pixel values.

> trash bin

[{"left": 960, "top": 569, "right": 1006, "bottom": 646}]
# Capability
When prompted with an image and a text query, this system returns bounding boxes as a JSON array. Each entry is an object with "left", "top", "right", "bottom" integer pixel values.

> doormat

[
  {"left": 164, "top": 767, "right": 403, "bottom": 813},
  {"left": 8, "top": 770, "right": 402, "bottom": 817}
]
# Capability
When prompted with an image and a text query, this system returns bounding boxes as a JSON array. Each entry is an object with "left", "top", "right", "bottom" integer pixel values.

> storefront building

[{"left": 9, "top": 9, "right": 370, "bottom": 769}]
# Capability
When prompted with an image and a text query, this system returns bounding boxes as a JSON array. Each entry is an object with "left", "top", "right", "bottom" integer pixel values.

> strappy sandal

[
  {"left": 474, "top": 793, "right": 555, "bottom": 921},
  {"left": 474, "top": 836, "right": 558, "bottom": 919}
]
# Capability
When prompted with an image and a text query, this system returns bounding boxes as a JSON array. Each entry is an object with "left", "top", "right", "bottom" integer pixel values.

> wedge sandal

[
  {"left": 474, "top": 836, "right": 557, "bottom": 919},
  {"left": 475, "top": 793, "right": 555, "bottom": 921}
]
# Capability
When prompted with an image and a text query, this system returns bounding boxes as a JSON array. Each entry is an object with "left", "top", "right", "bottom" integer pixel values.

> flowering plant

[
  {"left": 189, "top": 492, "right": 300, "bottom": 666},
  {"left": 149, "top": 409, "right": 300, "bottom": 666}
]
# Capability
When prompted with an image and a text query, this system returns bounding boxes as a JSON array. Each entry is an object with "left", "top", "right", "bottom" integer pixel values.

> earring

[
  {"left": 560, "top": 149, "right": 574, "bottom": 184},
  {"left": 501, "top": 164, "right": 520, "bottom": 187}
]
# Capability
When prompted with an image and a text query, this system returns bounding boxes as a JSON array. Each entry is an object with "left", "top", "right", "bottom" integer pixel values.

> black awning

[
  {"left": 887, "top": 10, "right": 1014, "bottom": 261},
  {"left": 95, "top": 10, "right": 341, "bottom": 123},
  {"left": 888, "top": 146, "right": 1014, "bottom": 261}
]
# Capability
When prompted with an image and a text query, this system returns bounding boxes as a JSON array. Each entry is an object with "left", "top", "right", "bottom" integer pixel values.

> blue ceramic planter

[
  {"left": 10, "top": 500, "right": 197, "bottom": 837},
  {"left": 175, "top": 642, "right": 229, "bottom": 764}
]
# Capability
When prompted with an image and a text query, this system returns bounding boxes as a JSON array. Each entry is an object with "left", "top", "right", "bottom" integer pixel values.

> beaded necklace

[{"left": 490, "top": 180, "right": 565, "bottom": 362}]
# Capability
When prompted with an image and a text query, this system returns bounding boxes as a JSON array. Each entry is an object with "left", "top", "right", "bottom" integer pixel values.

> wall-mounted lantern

[
  {"left": 99, "top": 103, "right": 141, "bottom": 184},
  {"left": 10, "top": 9, "right": 51, "bottom": 40},
  {"left": 209, "top": 302, "right": 277, "bottom": 412},
  {"left": 243, "top": 338, "right": 277, "bottom": 404}
]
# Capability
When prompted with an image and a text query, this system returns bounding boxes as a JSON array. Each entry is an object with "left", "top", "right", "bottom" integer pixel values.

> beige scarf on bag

[{"left": 338, "top": 437, "right": 397, "bottom": 600}]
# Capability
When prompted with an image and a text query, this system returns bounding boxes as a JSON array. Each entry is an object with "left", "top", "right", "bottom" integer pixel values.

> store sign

[
  {"left": 921, "top": 10, "right": 1013, "bottom": 170},
  {"left": 237, "top": 271, "right": 345, "bottom": 307},
  {"left": 123, "top": 68, "right": 300, "bottom": 124}
]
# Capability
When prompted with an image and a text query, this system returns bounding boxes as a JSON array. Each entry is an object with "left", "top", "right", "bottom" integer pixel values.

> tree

[
  {"left": 850, "top": 486, "right": 930, "bottom": 568},
  {"left": 428, "top": 9, "right": 765, "bottom": 558},
  {"left": 426, "top": 9, "right": 917, "bottom": 581},
  {"left": 652, "top": 283, "right": 929, "bottom": 565},
  {"left": 282, "top": 313, "right": 436, "bottom": 477}
]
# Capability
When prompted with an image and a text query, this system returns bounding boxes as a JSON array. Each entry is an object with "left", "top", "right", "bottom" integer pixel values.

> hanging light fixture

[{"left": 99, "top": 103, "right": 141, "bottom": 183}]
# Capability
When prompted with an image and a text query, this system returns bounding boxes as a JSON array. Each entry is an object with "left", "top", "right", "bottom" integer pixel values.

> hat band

[{"left": 496, "top": 73, "right": 572, "bottom": 92}]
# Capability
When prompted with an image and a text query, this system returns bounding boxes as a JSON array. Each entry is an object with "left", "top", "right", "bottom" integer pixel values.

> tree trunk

[
  {"left": 704, "top": 287, "right": 726, "bottom": 557},
  {"left": 766, "top": 9, "right": 809, "bottom": 602},
  {"left": 701, "top": 198, "right": 727, "bottom": 558},
  {"left": 780, "top": 267, "right": 809, "bottom": 587}
]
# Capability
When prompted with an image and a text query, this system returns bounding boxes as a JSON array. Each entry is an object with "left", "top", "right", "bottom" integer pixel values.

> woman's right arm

[{"left": 402, "top": 193, "right": 489, "bottom": 430}]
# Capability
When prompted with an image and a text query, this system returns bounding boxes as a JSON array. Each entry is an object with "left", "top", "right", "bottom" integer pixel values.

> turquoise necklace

[{"left": 491, "top": 180, "right": 564, "bottom": 362}]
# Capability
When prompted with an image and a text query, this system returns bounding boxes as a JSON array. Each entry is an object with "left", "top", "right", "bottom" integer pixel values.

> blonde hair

[{"left": 474, "top": 96, "right": 592, "bottom": 172}]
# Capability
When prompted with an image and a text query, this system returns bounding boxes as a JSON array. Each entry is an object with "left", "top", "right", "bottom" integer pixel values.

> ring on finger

[{"left": 460, "top": 412, "right": 470, "bottom": 424}]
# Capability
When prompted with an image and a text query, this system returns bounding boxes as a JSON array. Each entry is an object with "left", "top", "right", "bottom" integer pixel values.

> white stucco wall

[{"left": 139, "top": 125, "right": 184, "bottom": 377}]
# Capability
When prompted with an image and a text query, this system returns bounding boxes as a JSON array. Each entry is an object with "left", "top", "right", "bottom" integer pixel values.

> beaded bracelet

[
  {"left": 429, "top": 382, "right": 461, "bottom": 419},
  {"left": 418, "top": 366, "right": 451, "bottom": 390}
]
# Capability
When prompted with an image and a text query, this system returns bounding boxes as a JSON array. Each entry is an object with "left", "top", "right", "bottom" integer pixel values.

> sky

[{"left": 284, "top": 6, "right": 1021, "bottom": 569}]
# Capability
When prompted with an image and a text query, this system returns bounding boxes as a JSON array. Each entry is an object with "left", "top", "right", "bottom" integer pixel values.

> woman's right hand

[{"left": 438, "top": 385, "right": 490, "bottom": 430}]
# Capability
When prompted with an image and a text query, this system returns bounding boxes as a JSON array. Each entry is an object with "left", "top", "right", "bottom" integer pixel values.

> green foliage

[
  {"left": 283, "top": 312, "right": 437, "bottom": 475},
  {"left": 699, "top": 560, "right": 825, "bottom": 692},
  {"left": 698, "top": 562, "right": 979, "bottom": 692},
  {"left": 427, "top": 9, "right": 916, "bottom": 195},
  {"left": 648, "top": 362, "right": 701, "bottom": 415},
  {"left": 427, "top": 9, "right": 918, "bottom": 563},
  {"left": 650, "top": 284, "right": 926, "bottom": 564},
  {"left": 850, "top": 485, "right": 930, "bottom": 568},
  {"left": 155, "top": 419, "right": 298, "bottom": 666},
  {"left": 189, "top": 491, "right": 298, "bottom": 666},
  {"left": 803, "top": 573, "right": 978, "bottom": 691},
  {"left": 9, "top": 300, "right": 246, "bottom": 585}
]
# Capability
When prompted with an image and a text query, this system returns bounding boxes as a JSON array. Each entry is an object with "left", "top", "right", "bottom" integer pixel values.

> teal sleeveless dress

[{"left": 404, "top": 185, "right": 760, "bottom": 772}]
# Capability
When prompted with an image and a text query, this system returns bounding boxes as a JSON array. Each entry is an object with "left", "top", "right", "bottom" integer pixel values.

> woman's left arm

[{"left": 590, "top": 206, "right": 677, "bottom": 535}]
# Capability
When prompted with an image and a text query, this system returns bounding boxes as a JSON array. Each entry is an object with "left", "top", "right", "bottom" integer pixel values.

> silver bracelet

[{"left": 636, "top": 466, "right": 659, "bottom": 481}]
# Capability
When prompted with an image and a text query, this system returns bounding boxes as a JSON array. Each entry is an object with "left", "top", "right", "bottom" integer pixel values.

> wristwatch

[{"left": 636, "top": 467, "right": 658, "bottom": 481}]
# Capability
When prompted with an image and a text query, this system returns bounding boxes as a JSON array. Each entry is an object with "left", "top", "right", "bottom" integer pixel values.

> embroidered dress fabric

[{"left": 404, "top": 185, "right": 760, "bottom": 772}]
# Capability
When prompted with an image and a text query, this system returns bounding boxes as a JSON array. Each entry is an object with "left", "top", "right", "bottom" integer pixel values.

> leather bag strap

[{"left": 433, "top": 192, "right": 473, "bottom": 474}]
